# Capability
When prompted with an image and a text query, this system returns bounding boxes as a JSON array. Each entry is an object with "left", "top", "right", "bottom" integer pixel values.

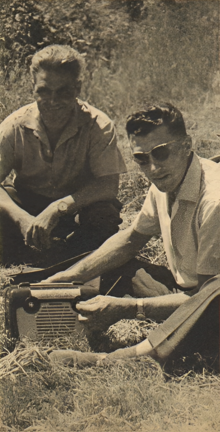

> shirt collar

[
  {"left": 176, "top": 152, "right": 201, "bottom": 202},
  {"left": 21, "top": 100, "right": 90, "bottom": 148}
]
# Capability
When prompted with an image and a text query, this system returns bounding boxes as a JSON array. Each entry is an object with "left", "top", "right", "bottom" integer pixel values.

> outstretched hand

[
  {"left": 25, "top": 203, "right": 60, "bottom": 250},
  {"left": 49, "top": 350, "right": 106, "bottom": 367},
  {"left": 76, "top": 295, "right": 136, "bottom": 331},
  {"left": 49, "top": 347, "right": 137, "bottom": 367}
]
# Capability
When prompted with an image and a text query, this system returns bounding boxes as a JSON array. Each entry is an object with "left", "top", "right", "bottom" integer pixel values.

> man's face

[
  {"left": 33, "top": 68, "right": 80, "bottom": 130},
  {"left": 130, "top": 126, "right": 191, "bottom": 193}
]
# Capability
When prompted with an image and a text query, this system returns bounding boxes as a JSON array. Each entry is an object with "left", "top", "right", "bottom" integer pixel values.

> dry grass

[
  {"left": 1, "top": 1, "right": 220, "bottom": 429},
  {"left": 0, "top": 124, "right": 219, "bottom": 430},
  {"left": 0, "top": 344, "right": 220, "bottom": 432},
  {"left": 0, "top": 264, "right": 220, "bottom": 431},
  {"left": 0, "top": 342, "right": 51, "bottom": 380}
]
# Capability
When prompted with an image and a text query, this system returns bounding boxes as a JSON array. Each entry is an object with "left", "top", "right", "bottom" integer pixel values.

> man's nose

[
  {"left": 49, "top": 91, "right": 59, "bottom": 104},
  {"left": 148, "top": 156, "right": 161, "bottom": 172}
]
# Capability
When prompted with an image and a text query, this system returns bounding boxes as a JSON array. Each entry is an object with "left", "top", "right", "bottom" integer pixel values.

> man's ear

[
  {"left": 183, "top": 135, "right": 192, "bottom": 155},
  {"left": 31, "top": 76, "right": 37, "bottom": 93},
  {"left": 75, "top": 80, "right": 82, "bottom": 97}
]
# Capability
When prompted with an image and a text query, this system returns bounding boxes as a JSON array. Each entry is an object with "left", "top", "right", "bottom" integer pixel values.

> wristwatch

[
  {"left": 136, "top": 299, "right": 146, "bottom": 321},
  {"left": 57, "top": 201, "right": 68, "bottom": 215}
]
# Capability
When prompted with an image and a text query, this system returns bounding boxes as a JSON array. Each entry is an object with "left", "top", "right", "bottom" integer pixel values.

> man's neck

[
  {"left": 42, "top": 116, "right": 72, "bottom": 152},
  {"left": 172, "top": 151, "right": 193, "bottom": 198},
  {"left": 39, "top": 103, "right": 76, "bottom": 151},
  {"left": 167, "top": 152, "right": 193, "bottom": 215}
]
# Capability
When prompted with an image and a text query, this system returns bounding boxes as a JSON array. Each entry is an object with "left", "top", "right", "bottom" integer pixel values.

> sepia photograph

[{"left": 0, "top": 0, "right": 220, "bottom": 431}]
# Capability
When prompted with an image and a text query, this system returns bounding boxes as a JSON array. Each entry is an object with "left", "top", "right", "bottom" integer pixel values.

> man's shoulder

[
  {"left": 199, "top": 155, "right": 220, "bottom": 171},
  {"left": 0, "top": 102, "right": 36, "bottom": 129},
  {"left": 77, "top": 99, "right": 113, "bottom": 130},
  {"left": 198, "top": 155, "right": 220, "bottom": 203}
]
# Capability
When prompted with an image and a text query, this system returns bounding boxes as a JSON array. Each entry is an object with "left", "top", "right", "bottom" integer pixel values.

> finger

[
  {"left": 75, "top": 303, "right": 94, "bottom": 315},
  {"left": 42, "top": 276, "right": 62, "bottom": 283},
  {"left": 76, "top": 297, "right": 102, "bottom": 313},
  {"left": 78, "top": 314, "right": 89, "bottom": 322},
  {"left": 38, "top": 227, "right": 51, "bottom": 249},
  {"left": 77, "top": 295, "right": 103, "bottom": 306},
  {"left": 31, "top": 225, "right": 42, "bottom": 249},
  {"left": 25, "top": 225, "right": 34, "bottom": 247}
]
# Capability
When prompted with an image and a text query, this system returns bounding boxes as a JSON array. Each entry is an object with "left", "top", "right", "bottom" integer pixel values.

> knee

[{"left": 78, "top": 200, "right": 123, "bottom": 230}]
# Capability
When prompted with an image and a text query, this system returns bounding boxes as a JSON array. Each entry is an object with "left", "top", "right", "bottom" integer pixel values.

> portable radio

[{"left": 1, "top": 281, "right": 98, "bottom": 349}]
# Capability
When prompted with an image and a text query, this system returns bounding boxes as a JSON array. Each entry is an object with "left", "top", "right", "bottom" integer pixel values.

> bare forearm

[
  {"left": 104, "top": 294, "right": 189, "bottom": 361},
  {"left": 113, "top": 293, "right": 188, "bottom": 324},
  {"left": 131, "top": 294, "right": 188, "bottom": 358},
  {"left": 0, "top": 187, "right": 30, "bottom": 224},
  {"left": 104, "top": 339, "right": 155, "bottom": 361},
  {"left": 101, "top": 293, "right": 188, "bottom": 325},
  {"left": 0, "top": 187, "right": 35, "bottom": 239},
  {"left": 57, "top": 175, "right": 119, "bottom": 214},
  {"left": 45, "top": 228, "right": 150, "bottom": 282},
  {"left": 142, "top": 292, "right": 188, "bottom": 321},
  {"left": 61, "top": 230, "right": 140, "bottom": 282}
]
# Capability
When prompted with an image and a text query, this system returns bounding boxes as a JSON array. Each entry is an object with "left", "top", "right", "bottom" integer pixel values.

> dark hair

[
  {"left": 126, "top": 103, "right": 187, "bottom": 138},
  {"left": 30, "top": 45, "right": 85, "bottom": 82}
]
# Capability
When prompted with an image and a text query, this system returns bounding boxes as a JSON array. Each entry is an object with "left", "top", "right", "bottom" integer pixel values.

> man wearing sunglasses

[{"left": 45, "top": 103, "right": 220, "bottom": 331}]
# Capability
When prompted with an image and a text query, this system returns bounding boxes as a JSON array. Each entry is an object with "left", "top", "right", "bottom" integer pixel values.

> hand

[
  {"left": 49, "top": 349, "right": 106, "bottom": 367},
  {"left": 132, "top": 269, "right": 170, "bottom": 297},
  {"left": 25, "top": 203, "right": 60, "bottom": 250},
  {"left": 76, "top": 295, "right": 136, "bottom": 332},
  {"left": 19, "top": 213, "right": 36, "bottom": 240},
  {"left": 42, "top": 269, "right": 79, "bottom": 283}
]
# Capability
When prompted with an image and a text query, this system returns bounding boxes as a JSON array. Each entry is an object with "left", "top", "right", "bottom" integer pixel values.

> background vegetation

[{"left": 0, "top": 0, "right": 220, "bottom": 431}]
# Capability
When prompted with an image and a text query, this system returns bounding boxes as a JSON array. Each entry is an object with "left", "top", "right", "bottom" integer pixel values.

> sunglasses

[{"left": 133, "top": 140, "right": 176, "bottom": 165}]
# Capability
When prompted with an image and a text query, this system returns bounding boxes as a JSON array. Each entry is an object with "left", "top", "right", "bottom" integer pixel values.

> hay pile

[
  {"left": 0, "top": 318, "right": 159, "bottom": 380},
  {"left": 0, "top": 341, "right": 51, "bottom": 381},
  {"left": 85, "top": 318, "right": 159, "bottom": 353},
  {"left": 106, "top": 318, "right": 158, "bottom": 350}
]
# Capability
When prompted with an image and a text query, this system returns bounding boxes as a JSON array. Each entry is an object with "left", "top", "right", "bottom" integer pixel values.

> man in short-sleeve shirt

[
  {"left": 46, "top": 103, "right": 220, "bottom": 299},
  {"left": 132, "top": 153, "right": 220, "bottom": 289},
  {"left": 0, "top": 45, "right": 126, "bottom": 266},
  {"left": 44, "top": 103, "right": 220, "bottom": 368}
]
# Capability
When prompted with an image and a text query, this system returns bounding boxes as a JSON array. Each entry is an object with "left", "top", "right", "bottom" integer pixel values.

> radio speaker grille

[{"left": 35, "top": 302, "right": 77, "bottom": 339}]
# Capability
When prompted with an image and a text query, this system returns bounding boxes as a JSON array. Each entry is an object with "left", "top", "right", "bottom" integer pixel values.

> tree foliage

[{"left": 0, "top": 0, "right": 219, "bottom": 121}]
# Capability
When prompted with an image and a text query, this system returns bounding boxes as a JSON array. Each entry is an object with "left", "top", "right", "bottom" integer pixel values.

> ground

[
  {"left": 1, "top": 0, "right": 220, "bottom": 430},
  {"left": 0, "top": 199, "right": 220, "bottom": 432}
]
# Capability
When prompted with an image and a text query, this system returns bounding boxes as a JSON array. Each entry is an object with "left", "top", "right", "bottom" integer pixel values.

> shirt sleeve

[
  {"left": 197, "top": 200, "right": 220, "bottom": 275},
  {"left": 0, "top": 117, "right": 15, "bottom": 183},
  {"left": 132, "top": 185, "right": 161, "bottom": 236},
  {"left": 88, "top": 117, "right": 127, "bottom": 177}
]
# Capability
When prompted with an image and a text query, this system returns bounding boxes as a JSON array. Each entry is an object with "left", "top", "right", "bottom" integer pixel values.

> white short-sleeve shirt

[{"left": 133, "top": 153, "right": 220, "bottom": 288}]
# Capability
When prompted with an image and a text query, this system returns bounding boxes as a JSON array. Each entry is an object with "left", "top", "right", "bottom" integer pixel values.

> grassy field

[
  {"left": 0, "top": 245, "right": 220, "bottom": 432},
  {"left": 1, "top": 0, "right": 220, "bottom": 430},
  {"left": 0, "top": 332, "right": 220, "bottom": 432}
]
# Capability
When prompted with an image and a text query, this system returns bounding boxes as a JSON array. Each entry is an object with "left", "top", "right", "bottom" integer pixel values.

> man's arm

[
  {"left": 26, "top": 174, "right": 119, "bottom": 249},
  {"left": 49, "top": 292, "right": 189, "bottom": 366},
  {"left": 75, "top": 291, "right": 188, "bottom": 331},
  {"left": 104, "top": 275, "right": 217, "bottom": 362},
  {"left": 29, "top": 111, "right": 125, "bottom": 249},
  {"left": 44, "top": 227, "right": 151, "bottom": 282},
  {"left": 0, "top": 120, "right": 35, "bottom": 240},
  {"left": 62, "top": 174, "right": 119, "bottom": 209},
  {"left": 74, "top": 274, "right": 211, "bottom": 332},
  {"left": 0, "top": 187, "right": 35, "bottom": 239}
]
